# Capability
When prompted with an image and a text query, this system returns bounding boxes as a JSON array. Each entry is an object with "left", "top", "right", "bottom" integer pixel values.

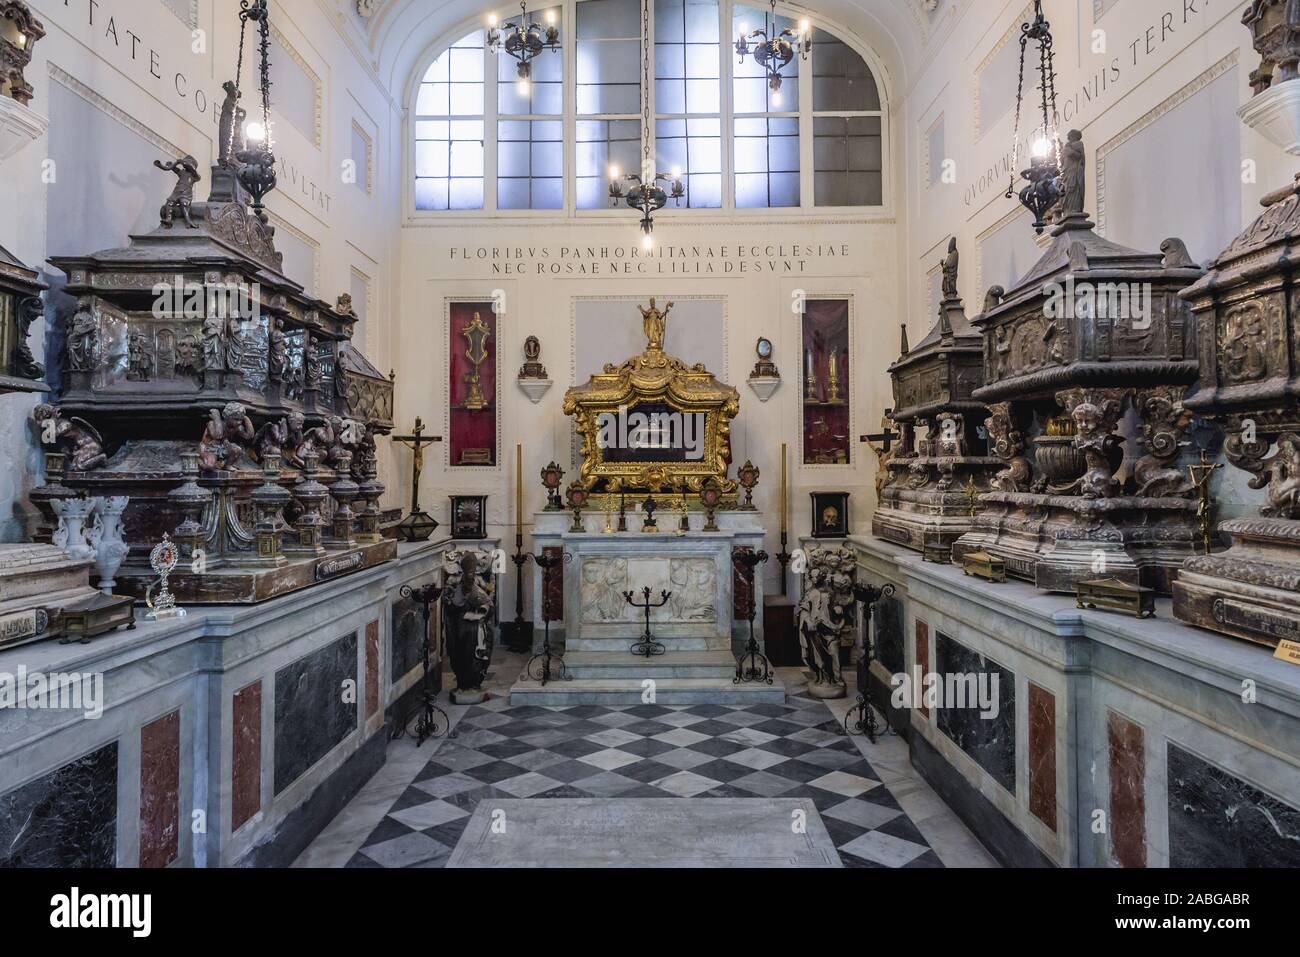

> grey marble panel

[
  {"left": 390, "top": 594, "right": 427, "bottom": 683},
  {"left": 873, "top": 593, "right": 905, "bottom": 676},
  {"left": 0, "top": 742, "right": 118, "bottom": 867},
  {"left": 1168, "top": 744, "right": 1300, "bottom": 867},
  {"left": 935, "top": 632, "right": 1016, "bottom": 794},
  {"left": 274, "top": 632, "right": 359, "bottom": 795}
]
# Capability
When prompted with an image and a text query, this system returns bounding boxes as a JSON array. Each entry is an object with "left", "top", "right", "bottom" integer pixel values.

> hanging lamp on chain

[
  {"left": 487, "top": 2, "right": 561, "bottom": 95},
  {"left": 230, "top": 0, "right": 278, "bottom": 219},
  {"left": 734, "top": 0, "right": 812, "bottom": 109},
  {"left": 1006, "top": 0, "right": 1061, "bottom": 234},
  {"left": 608, "top": 0, "right": 684, "bottom": 248}
]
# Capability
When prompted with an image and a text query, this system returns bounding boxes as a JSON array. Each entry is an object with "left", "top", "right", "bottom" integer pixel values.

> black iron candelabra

[
  {"left": 392, "top": 582, "right": 451, "bottom": 746},
  {"left": 843, "top": 582, "right": 896, "bottom": 741},
  {"left": 625, "top": 586, "right": 670, "bottom": 658},
  {"left": 775, "top": 530, "right": 792, "bottom": 597},
  {"left": 502, "top": 532, "right": 536, "bottom": 653},
  {"left": 526, "top": 549, "right": 572, "bottom": 685},
  {"left": 733, "top": 549, "right": 772, "bottom": 685}
]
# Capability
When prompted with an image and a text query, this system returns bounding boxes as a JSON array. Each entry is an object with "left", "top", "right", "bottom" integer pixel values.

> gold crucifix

[
  {"left": 393, "top": 417, "right": 443, "bottom": 516},
  {"left": 1187, "top": 450, "right": 1223, "bottom": 556}
]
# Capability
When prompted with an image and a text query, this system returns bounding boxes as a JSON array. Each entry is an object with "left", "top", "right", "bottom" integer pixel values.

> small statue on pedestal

[
  {"left": 443, "top": 551, "right": 495, "bottom": 704},
  {"left": 795, "top": 546, "right": 857, "bottom": 699},
  {"left": 153, "top": 155, "right": 202, "bottom": 229}
]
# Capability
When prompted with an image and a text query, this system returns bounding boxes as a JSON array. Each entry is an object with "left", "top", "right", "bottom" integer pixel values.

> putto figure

[
  {"left": 199, "top": 402, "right": 255, "bottom": 471},
  {"left": 154, "top": 155, "right": 202, "bottom": 229},
  {"left": 33, "top": 403, "right": 107, "bottom": 472}
]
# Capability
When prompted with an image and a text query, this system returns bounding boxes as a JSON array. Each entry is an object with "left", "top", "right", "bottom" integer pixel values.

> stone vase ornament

[
  {"left": 87, "top": 496, "right": 130, "bottom": 594},
  {"left": 52, "top": 498, "right": 97, "bottom": 564}
]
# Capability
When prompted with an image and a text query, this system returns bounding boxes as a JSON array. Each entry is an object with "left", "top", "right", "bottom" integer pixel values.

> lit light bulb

[
  {"left": 488, "top": 13, "right": 498, "bottom": 27},
  {"left": 738, "top": 21, "right": 748, "bottom": 37},
  {"left": 643, "top": 232, "right": 655, "bottom": 250},
  {"left": 799, "top": 18, "right": 811, "bottom": 35},
  {"left": 545, "top": 9, "right": 556, "bottom": 24},
  {"left": 771, "top": 89, "right": 783, "bottom": 107},
  {"left": 671, "top": 166, "right": 682, "bottom": 182},
  {"left": 517, "top": 78, "right": 531, "bottom": 96},
  {"left": 246, "top": 121, "right": 267, "bottom": 143},
  {"left": 609, "top": 164, "right": 621, "bottom": 181},
  {"left": 1031, "top": 136, "right": 1051, "bottom": 159}
]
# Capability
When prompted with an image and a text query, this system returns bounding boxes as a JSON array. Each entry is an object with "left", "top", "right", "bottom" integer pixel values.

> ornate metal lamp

[
  {"left": 486, "top": 2, "right": 560, "bottom": 93},
  {"left": 0, "top": 1, "right": 44, "bottom": 107},
  {"left": 608, "top": 0, "right": 684, "bottom": 247},
  {"left": 0, "top": 243, "right": 47, "bottom": 395},
  {"left": 1005, "top": 0, "right": 1062, "bottom": 234},
  {"left": 232, "top": 0, "right": 278, "bottom": 218},
  {"left": 734, "top": 0, "right": 812, "bottom": 109}
]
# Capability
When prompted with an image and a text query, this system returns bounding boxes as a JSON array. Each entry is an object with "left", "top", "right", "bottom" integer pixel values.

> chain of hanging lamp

[
  {"left": 607, "top": 0, "right": 684, "bottom": 246},
  {"left": 1005, "top": 0, "right": 1061, "bottom": 234}
]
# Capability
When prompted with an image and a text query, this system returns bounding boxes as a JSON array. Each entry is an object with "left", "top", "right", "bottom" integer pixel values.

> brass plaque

[
  {"left": 1275, "top": 640, "right": 1300, "bottom": 667},
  {"left": 1214, "top": 599, "right": 1300, "bottom": 643},
  {"left": 0, "top": 608, "right": 50, "bottom": 649}
]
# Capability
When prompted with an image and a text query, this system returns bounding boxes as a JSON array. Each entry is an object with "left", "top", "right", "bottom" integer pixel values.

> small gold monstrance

[{"left": 461, "top": 312, "right": 492, "bottom": 411}]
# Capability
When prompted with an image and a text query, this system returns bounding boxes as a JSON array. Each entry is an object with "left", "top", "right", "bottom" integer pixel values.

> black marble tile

[
  {"left": 274, "top": 631, "right": 359, "bottom": 796},
  {"left": 873, "top": 593, "right": 906, "bottom": 676},
  {"left": 390, "top": 595, "right": 428, "bottom": 683},
  {"left": 0, "top": 742, "right": 118, "bottom": 867},
  {"left": 935, "top": 632, "right": 1016, "bottom": 794},
  {"left": 1168, "top": 744, "right": 1300, "bottom": 868}
]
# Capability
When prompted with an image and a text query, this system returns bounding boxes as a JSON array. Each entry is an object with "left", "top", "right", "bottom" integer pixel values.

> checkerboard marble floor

[{"left": 346, "top": 688, "right": 944, "bottom": 869}]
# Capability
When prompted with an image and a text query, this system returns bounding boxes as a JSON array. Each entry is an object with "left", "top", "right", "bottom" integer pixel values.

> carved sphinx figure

[
  {"left": 443, "top": 551, "right": 496, "bottom": 702},
  {"left": 154, "top": 155, "right": 202, "bottom": 229},
  {"left": 986, "top": 403, "right": 1031, "bottom": 493},
  {"left": 33, "top": 404, "right": 107, "bottom": 472},
  {"left": 296, "top": 415, "right": 335, "bottom": 465},
  {"left": 1061, "top": 389, "right": 1125, "bottom": 499},
  {"left": 1257, "top": 432, "right": 1300, "bottom": 519},
  {"left": 199, "top": 402, "right": 255, "bottom": 471}
]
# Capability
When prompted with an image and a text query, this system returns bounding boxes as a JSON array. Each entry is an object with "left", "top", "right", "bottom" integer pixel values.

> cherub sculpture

[
  {"left": 154, "top": 155, "right": 202, "bottom": 229},
  {"left": 199, "top": 402, "right": 255, "bottom": 471},
  {"left": 32, "top": 404, "right": 107, "bottom": 472}
]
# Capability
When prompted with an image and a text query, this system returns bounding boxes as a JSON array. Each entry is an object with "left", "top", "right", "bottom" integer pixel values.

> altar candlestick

[{"left": 515, "top": 444, "right": 523, "bottom": 547}]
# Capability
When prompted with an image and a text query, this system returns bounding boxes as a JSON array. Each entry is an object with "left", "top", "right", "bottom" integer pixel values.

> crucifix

[
  {"left": 861, "top": 409, "right": 900, "bottom": 454},
  {"left": 393, "top": 417, "right": 443, "bottom": 541}
]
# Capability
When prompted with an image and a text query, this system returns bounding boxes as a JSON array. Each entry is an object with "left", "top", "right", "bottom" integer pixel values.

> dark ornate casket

[
  {"left": 0, "top": 243, "right": 47, "bottom": 395},
  {"left": 952, "top": 130, "right": 1206, "bottom": 593},
  {"left": 36, "top": 157, "right": 396, "bottom": 604},
  {"left": 1174, "top": 171, "right": 1300, "bottom": 645},
  {"left": 873, "top": 240, "right": 999, "bottom": 554}
]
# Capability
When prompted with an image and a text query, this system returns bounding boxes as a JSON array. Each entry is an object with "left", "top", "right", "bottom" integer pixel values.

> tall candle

[
  {"left": 515, "top": 444, "right": 523, "bottom": 544},
  {"left": 780, "top": 443, "right": 788, "bottom": 534}
]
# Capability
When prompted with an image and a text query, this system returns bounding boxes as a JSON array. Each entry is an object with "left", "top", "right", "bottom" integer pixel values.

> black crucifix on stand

[
  {"left": 860, "top": 411, "right": 900, "bottom": 457},
  {"left": 844, "top": 582, "right": 896, "bottom": 742},
  {"left": 625, "top": 586, "right": 671, "bottom": 658},
  {"left": 393, "top": 418, "right": 443, "bottom": 542},
  {"left": 733, "top": 548, "right": 772, "bottom": 685}
]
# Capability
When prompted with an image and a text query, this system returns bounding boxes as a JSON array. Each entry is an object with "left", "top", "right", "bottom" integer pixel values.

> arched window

[{"left": 411, "top": 1, "right": 887, "bottom": 214}]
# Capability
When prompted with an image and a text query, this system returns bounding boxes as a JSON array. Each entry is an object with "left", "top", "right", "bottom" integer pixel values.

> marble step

[
  {"left": 566, "top": 636, "right": 718, "bottom": 652},
  {"left": 509, "top": 676, "right": 787, "bottom": 707},
  {"left": 562, "top": 650, "right": 739, "bottom": 680}
]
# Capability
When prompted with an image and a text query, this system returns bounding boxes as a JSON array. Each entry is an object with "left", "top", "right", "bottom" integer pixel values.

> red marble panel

[
  {"left": 139, "top": 710, "right": 180, "bottom": 868},
  {"left": 915, "top": 620, "right": 929, "bottom": 717},
  {"left": 732, "top": 548, "right": 757, "bottom": 620},
  {"left": 231, "top": 681, "right": 262, "bottom": 832},
  {"left": 365, "top": 619, "right": 380, "bottom": 719},
  {"left": 1108, "top": 710, "right": 1146, "bottom": 868},
  {"left": 1027, "top": 684, "right": 1057, "bottom": 832}
]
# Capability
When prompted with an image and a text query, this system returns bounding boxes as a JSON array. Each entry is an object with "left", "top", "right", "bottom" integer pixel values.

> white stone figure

[
  {"left": 52, "top": 498, "right": 98, "bottom": 564},
  {"left": 86, "top": 496, "right": 131, "bottom": 594}
]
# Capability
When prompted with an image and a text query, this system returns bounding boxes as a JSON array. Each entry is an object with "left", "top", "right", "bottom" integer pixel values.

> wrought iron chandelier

[
  {"left": 486, "top": 2, "right": 560, "bottom": 94},
  {"left": 1006, "top": 0, "right": 1061, "bottom": 234},
  {"left": 734, "top": 0, "right": 812, "bottom": 109},
  {"left": 232, "top": 0, "right": 277, "bottom": 218},
  {"left": 608, "top": 0, "right": 684, "bottom": 248}
]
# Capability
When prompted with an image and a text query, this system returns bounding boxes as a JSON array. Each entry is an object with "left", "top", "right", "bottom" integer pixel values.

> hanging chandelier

[
  {"left": 608, "top": 0, "right": 684, "bottom": 248},
  {"left": 1006, "top": 0, "right": 1061, "bottom": 234},
  {"left": 734, "top": 0, "right": 812, "bottom": 109},
  {"left": 232, "top": 0, "right": 277, "bottom": 218},
  {"left": 486, "top": 2, "right": 560, "bottom": 94}
]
